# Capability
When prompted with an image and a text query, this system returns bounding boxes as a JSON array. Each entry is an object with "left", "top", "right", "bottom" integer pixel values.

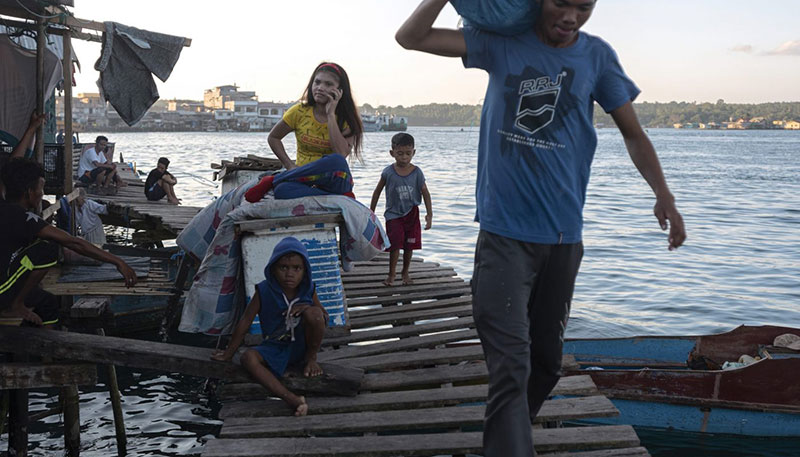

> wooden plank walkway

[
  {"left": 207, "top": 255, "right": 650, "bottom": 457},
  {"left": 81, "top": 161, "right": 202, "bottom": 241},
  {"left": 40, "top": 256, "right": 174, "bottom": 296}
]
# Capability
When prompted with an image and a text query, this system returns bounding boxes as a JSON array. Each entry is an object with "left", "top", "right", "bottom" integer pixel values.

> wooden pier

[
  {"left": 68, "top": 147, "right": 202, "bottom": 244},
  {"left": 204, "top": 255, "right": 651, "bottom": 457},
  {"left": 85, "top": 162, "right": 202, "bottom": 244},
  {"left": 1, "top": 255, "right": 651, "bottom": 456}
]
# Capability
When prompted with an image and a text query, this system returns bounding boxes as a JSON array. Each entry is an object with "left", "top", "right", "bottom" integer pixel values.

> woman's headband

[{"left": 318, "top": 63, "right": 341, "bottom": 75}]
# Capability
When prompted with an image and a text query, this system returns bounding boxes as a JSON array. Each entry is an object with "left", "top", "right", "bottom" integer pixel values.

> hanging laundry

[
  {"left": 94, "top": 22, "right": 184, "bottom": 126},
  {"left": 0, "top": 34, "right": 62, "bottom": 146}
]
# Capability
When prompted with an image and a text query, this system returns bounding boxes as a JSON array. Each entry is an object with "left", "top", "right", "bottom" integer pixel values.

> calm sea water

[{"left": 6, "top": 128, "right": 798, "bottom": 456}]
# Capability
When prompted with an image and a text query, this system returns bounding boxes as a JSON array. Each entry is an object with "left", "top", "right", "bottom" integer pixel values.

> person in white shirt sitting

[{"left": 76, "top": 136, "right": 122, "bottom": 190}]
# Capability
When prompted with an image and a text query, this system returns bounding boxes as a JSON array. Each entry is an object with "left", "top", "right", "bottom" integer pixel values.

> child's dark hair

[
  {"left": 1, "top": 158, "right": 44, "bottom": 201},
  {"left": 391, "top": 132, "right": 415, "bottom": 149},
  {"left": 301, "top": 62, "right": 364, "bottom": 163}
]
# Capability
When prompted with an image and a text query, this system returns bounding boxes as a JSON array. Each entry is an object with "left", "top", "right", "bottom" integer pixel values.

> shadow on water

[{"left": 633, "top": 427, "right": 800, "bottom": 457}]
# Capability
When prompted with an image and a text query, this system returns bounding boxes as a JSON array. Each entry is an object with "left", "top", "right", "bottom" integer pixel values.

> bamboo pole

[
  {"left": 98, "top": 328, "right": 127, "bottom": 456},
  {"left": 63, "top": 32, "right": 74, "bottom": 195},
  {"left": 35, "top": 19, "right": 45, "bottom": 163}
]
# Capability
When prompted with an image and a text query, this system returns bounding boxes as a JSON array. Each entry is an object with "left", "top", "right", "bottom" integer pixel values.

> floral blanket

[{"left": 176, "top": 181, "right": 388, "bottom": 335}]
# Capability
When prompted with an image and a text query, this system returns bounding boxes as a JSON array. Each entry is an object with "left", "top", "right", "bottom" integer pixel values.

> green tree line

[{"left": 362, "top": 101, "right": 800, "bottom": 127}]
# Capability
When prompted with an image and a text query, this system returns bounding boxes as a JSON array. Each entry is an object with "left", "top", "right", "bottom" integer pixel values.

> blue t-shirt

[
  {"left": 463, "top": 26, "right": 640, "bottom": 244},
  {"left": 381, "top": 164, "right": 426, "bottom": 221}
]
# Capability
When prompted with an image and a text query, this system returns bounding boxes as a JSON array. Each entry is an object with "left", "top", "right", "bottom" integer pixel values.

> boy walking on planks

[
  {"left": 397, "top": 1, "right": 686, "bottom": 455},
  {"left": 370, "top": 133, "right": 433, "bottom": 286},
  {"left": 211, "top": 237, "right": 328, "bottom": 416}
]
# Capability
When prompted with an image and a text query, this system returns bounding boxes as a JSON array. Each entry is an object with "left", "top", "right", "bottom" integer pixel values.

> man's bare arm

[
  {"left": 396, "top": 0, "right": 466, "bottom": 57},
  {"left": 610, "top": 102, "right": 686, "bottom": 250}
]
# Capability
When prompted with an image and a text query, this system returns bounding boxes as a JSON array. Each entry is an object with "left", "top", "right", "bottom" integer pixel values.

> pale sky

[{"left": 69, "top": 0, "right": 800, "bottom": 106}]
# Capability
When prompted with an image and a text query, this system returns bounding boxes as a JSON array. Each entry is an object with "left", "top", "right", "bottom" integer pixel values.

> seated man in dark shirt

[
  {"left": 0, "top": 158, "right": 138, "bottom": 325},
  {"left": 144, "top": 157, "right": 180, "bottom": 205}
]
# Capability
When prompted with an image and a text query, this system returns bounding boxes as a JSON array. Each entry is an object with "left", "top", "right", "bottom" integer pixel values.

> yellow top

[{"left": 283, "top": 103, "right": 349, "bottom": 166}]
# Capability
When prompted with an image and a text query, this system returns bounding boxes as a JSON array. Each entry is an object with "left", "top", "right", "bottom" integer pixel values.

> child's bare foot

[
  {"left": 287, "top": 395, "right": 308, "bottom": 417},
  {"left": 402, "top": 275, "right": 414, "bottom": 286},
  {"left": 304, "top": 360, "right": 323, "bottom": 377},
  {"left": 382, "top": 277, "right": 394, "bottom": 286}
]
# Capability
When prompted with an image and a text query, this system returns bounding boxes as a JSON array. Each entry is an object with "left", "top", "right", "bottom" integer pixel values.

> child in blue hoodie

[{"left": 211, "top": 236, "right": 327, "bottom": 416}]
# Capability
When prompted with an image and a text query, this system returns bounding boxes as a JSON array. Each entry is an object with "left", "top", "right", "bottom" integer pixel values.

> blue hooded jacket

[{"left": 255, "top": 236, "right": 316, "bottom": 340}]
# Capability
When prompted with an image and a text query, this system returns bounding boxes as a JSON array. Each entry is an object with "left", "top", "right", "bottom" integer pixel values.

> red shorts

[{"left": 385, "top": 206, "right": 421, "bottom": 251}]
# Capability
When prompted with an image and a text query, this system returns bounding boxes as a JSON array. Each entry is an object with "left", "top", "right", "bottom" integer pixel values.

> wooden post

[
  {"left": 61, "top": 384, "right": 80, "bottom": 456},
  {"left": 98, "top": 328, "right": 127, "bottom": 456},
  {"left": 159, "top": 255, "right": 193, "bottom": 342},
  {"left": 0, "top": 390, "right": 8, "bottom": 436},
  {"left": 63, "top": 31, "right": 73, "bottom": 194},
  {"left": 8, "top": 389, "right": 28, "bottom": 456},
  {"left": 35, "top": 19, "right": 46, "bottom": 163},
  {"left": 8, "top": 353, "right": 30, "bottom": 457}
]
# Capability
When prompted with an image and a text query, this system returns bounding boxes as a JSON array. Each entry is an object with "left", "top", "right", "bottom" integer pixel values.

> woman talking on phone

[{"left": 268, "top": 62, "right": 364, "bottom": 170}]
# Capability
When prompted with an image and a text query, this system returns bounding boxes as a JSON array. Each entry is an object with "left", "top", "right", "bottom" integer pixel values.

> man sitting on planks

[{"left": 0, "top": 158, "right": 137, "bottom": 326}]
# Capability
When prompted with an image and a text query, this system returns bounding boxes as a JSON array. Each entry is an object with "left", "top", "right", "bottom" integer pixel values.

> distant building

[
  {"left": 258, "top": 101, "right": 292, "bottom": 130},
  {"left": 204, "top": 84, "right": 257, "bottom": 110},
  {"left": 785, "top": 120, "right": 800, "bottom": 130},
  {"left": 168, "top": 100, "right": 207, "bottom": 113},
  {"left": 55, "top": 92, "right": 109, "bottom": 130},
  {"left": 224, "top": 99, "right": 258, "bottom": 115}
]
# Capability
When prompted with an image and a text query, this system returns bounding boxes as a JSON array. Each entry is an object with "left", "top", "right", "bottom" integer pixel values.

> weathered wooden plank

[
  {"left": 342, "top": 268, "right": 456, "bottom": 284},
  {"left": 221, "top": 382, "right": 602, "bottom": 418},
  {"left": 348, "top": 256, "right": 425, "bottom": 267},
  {"left": 42, "top": 188, "right": 80, "bottom": 220},
  {"left": 349, "top": 304, "right": 473, "bottom": 330},
  {"left": 201, "top": 425, "right": 639, "bottom": 456},
  {"left": 221, "top": 405, "right": 488, "bottom": 438},
  {"left": 318, "top": 329, "right": 479, "bottom": 362},
  {"left": 0, "top": 363, "right": 97, "bottom": 389},
  {"left": 221, "top": 371, "right": 594, "bottom": 403},
  {"left": 42, "top": 261, "right": 174, "bottom": 297},
  {"left": 221, "top": 395, "right": 617, "bottom": 438},
  {"left": 345, "top": 286, "right": 470, "bottom": 308},
  {"left": 344, "top": 280, "right": 467, "bottom": 299},
  {"left": 221, "top": 396, "right": 616, "bottom": 437},
  {"left": 343, "top": 276, "right": 463, "bottom": 291},
  {"left": 323, "top": 316, "right": 474, "bottom": 346},
  {"left": 362, "top": 362, "right": 487, "bottom": 391},
  {"left": 337, "top": 344, "right": 485, "bottom": 370},
  {"left": 0, "top": 327, "right": 362, "bottom": 395},
  {"left": 335, "top": 344, "right": 573, "bottom": 373},
  {"left": 348, "top": 295, "right": 471, "bottom": 318},
  {"left": 70, "top": 296, "right": 111, "bottom": 318},
  {"left": 341, "top": 262, "right": 442, "bottom": 277}
]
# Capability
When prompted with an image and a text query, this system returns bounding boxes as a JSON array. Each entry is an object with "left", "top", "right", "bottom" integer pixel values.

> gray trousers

[{"left": 472, "top": 230, "right": 583, "bottom": 457}]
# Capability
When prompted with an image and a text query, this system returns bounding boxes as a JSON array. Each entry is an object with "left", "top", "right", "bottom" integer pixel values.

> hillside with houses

[{"left": 54, "top": 91, "right": 800, "bottom": 132}]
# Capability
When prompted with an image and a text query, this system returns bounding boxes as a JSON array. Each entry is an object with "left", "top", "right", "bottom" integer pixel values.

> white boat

[{"left": 361, "top": 112, "right": 381, "bottom": 132}]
